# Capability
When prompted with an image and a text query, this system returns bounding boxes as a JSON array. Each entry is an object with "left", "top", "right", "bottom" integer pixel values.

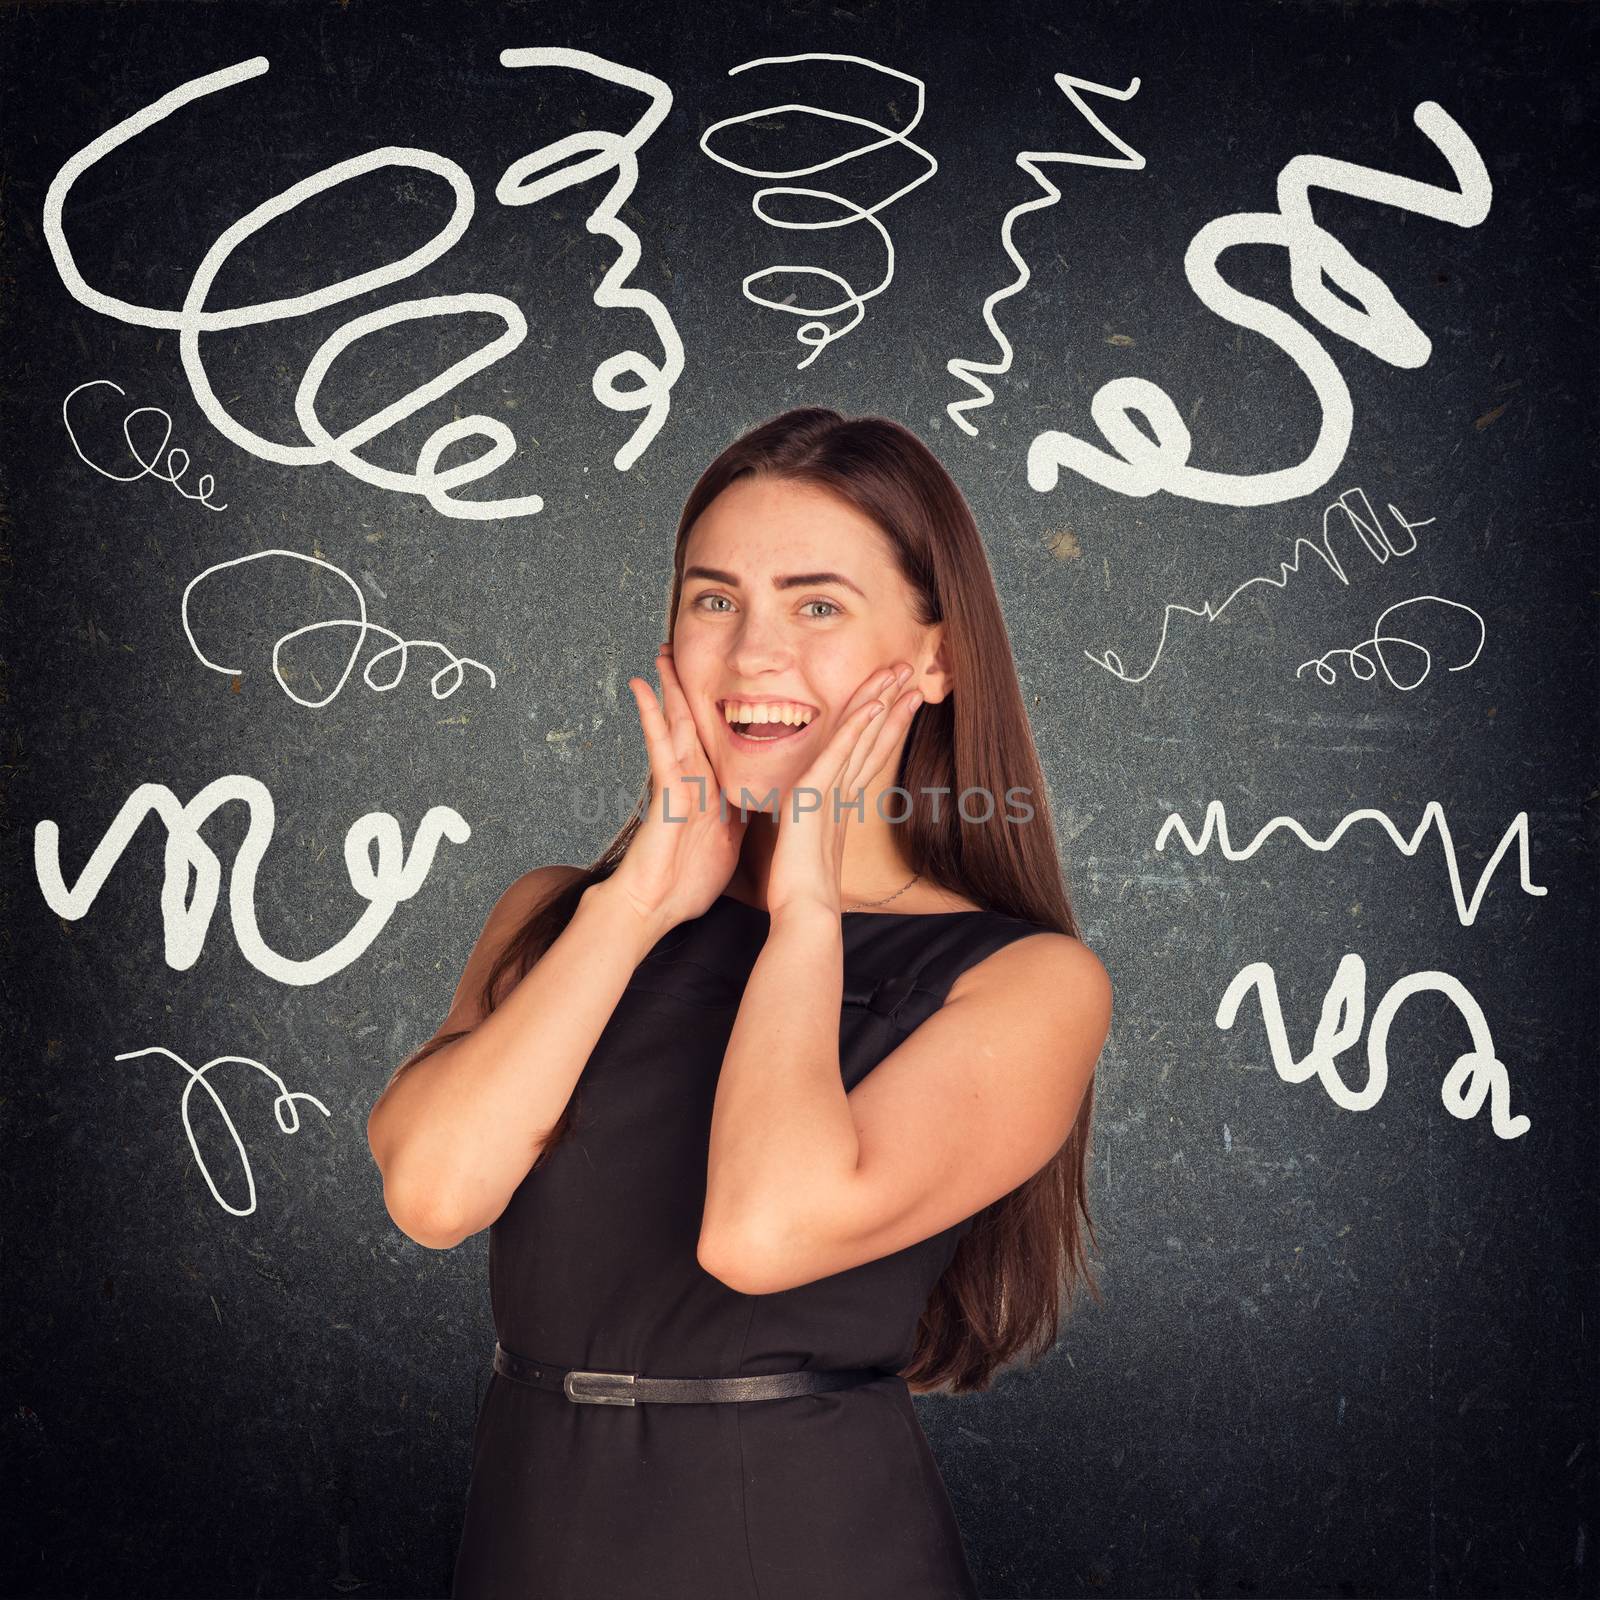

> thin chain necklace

[{"left": 842, "top": 871, "right": 922, "bottom": 912}]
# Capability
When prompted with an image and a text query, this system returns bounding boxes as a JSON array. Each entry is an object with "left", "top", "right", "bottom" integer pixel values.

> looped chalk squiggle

[
  {"left": 699, "top": 52, "right": 937, "bottom": 369},
  {"left": 44, "top": 51, "right": 682, "bottom": 519},
  {"left": 114, "top": 1045, "right": 331, "bottom": 1217},
  {"left": 182, "top": 548, "right": 496, "bottom": 707},
  {"left": 1296, "top": 595, "right": 1486, "bottom": 689}
]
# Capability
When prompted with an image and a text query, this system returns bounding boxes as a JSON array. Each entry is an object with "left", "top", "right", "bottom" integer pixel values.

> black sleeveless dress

[{"left": 450, "top": 892, "right": 1054, "bottom": 1600}]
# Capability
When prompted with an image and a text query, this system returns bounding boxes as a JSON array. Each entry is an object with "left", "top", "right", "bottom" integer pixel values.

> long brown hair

[{"left": 390, "top": 406, "right": 1101, "bottom": 1393}]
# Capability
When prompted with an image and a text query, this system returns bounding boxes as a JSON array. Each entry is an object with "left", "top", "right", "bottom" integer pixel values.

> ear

[{"left": 917, "top": 624, "right": 953, "bottom": 705}]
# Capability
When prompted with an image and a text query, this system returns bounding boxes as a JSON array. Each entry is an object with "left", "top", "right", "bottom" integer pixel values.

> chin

[
  {"left": 706, "top": 763, "right": 801, "bottom": 814},
  {"left": 718, "top": 777, "right": 790, "bottom": 819}
]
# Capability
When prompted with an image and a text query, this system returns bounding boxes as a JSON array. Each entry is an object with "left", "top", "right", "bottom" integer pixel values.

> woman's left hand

[{"left": 765, "top": 660, "right": 923, "bottom": 922}]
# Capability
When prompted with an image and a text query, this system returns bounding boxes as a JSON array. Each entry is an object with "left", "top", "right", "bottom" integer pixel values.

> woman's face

[{"left": 671, "top": 474, "right": 944, "bottom": 805}]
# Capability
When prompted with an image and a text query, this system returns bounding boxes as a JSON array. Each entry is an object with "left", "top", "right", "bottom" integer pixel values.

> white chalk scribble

[
  {"left": 44, "top": 51, "right": 682, "bottom": 518},
  {"left": 114, "top": 1045, "right": 331, "bottom": 1217},
  {"left": 947, "top": 72, "right": 1145, "bottom": 436},
  {"left": 1296, "top": 595, "right": 1486, "bottom": 689},
  {"left": 63, "top": 378, "right": 227, "bottom": 510},
  {"left": 1087, "top": 487, "right": 1434, "bottom": 683},
  {"left": 35, "top": 775, "right": 471, "bottom": 986},
  {"left": 1217, "top": 953, "right": 1529, "bottom": 1139},
  {"left": 700, "top": 52, "right": 937, "bottom": 368},
  {"left": 182, "top": 549, "right": 496, "bottom": 706},
  {"left": 1028, "top": 101, "right": 1493, "bottom": 506},
  {"left": 1156, "top": 799, "right": 1546, "bottom": 929},
  {"left": 498, "top": 47, "right": 682, "bottom": 472}
]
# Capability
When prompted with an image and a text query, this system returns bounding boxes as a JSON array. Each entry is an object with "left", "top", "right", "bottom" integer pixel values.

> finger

[
  {"left": 845, "top": 662, "right": 902, "bottom": 717},
  {"left": 657, "top": 653, "right": 730, "bottom": 805},
  {"left": 626, "top": 674, "right": 679, "bottom": 795},
  {"left": 654, "top": 645, "right": 705, "bottom": 765},
  {"left": 791, "top": 661, "right": 902, "bottom": 814},
  {"left": 805, "top": 697, "right": 886, "bottom": 813},
  {"left": 835, "top": 662, "right": 911, "bottom": 781},
  {"left": 846, "top": 683, "right": 922, "bottom": 794},
  {"left": 838, "top": 692, "right": 899, "bottom": 799}
]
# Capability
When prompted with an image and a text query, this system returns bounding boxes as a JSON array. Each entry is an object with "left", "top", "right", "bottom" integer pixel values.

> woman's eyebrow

[{"left": 683, "top": 564, "right": 866, "bottom": 598}]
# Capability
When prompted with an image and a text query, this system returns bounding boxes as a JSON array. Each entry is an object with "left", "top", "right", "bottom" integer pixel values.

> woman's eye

[{"left": 692, "top": 594, "right": 840, "bottom": 618}]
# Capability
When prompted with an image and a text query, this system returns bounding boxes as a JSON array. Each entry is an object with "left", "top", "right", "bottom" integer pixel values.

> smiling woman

[{"left": 365, "top": 406, "right": 1113, "bottom": 1600}]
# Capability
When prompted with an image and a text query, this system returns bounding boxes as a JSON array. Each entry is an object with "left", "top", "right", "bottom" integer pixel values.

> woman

[{"left": 367, "top": 407, "right": 1112, "bottom": 1600}]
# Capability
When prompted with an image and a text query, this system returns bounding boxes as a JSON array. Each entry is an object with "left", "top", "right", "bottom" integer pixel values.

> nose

[{"left": 724, "top": 611, "right": 795, "bottom": 679}]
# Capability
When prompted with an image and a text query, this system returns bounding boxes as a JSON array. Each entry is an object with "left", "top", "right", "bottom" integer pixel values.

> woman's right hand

[{"left": 597, "top": 644, "right": 747, "bottom": 938}]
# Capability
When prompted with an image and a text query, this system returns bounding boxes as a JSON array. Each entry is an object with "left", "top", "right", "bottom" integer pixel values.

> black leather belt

[{"left": 493, "top": 1340, "right": 892, "bottom": 1406}]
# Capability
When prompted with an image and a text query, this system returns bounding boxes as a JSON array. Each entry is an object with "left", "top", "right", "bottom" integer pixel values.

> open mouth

[{"left": 717, "top": 699, "right": 820, "bottom": 749}]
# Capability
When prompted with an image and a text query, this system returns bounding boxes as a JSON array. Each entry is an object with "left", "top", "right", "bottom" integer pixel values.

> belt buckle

[{"left": 563, "top": 1368, "right": 638, "bottom": 1406}]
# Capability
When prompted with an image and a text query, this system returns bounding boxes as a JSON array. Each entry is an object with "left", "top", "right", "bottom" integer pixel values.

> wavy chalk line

[
  {"left": 946, "top": 72, "right": 1144, "bottom": 436},
  {"left": 182, "top": 549, "right": 496, "bottom": 706},
  {"left": 43, "top": 51, "right": 680, "bottom": 518},
  {"left": 1218, "top": 953, "right": 1529, "bottom": 1140},
  {"left": 699, "top": 52, "right": 937, "bottom": 368},
  {"left": 35, "top": 775, "right": 471, "bottom": 986},
  {"left": 1087, "top": 487, "right": 1432, "bottom": 683},
  {"left": 1297, "top": 595, "right": 1486, "bottom": 689},
  {"left": 114, "top": 1045, "right": 331, "bottom": 1217},
  {"left": 1156, "top": 799, "right": 1547, "bottom": 929},
  {"left": 1028, "top": 101, "right": 1493, "bottom": 506}
]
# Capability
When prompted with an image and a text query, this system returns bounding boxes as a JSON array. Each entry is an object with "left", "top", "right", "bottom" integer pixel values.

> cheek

[
  {"left": 804, "top": 643, "right": 889, "bottom": 707},
  {"left": 666, "top": 632, "right": 711, "bottom": 696}
]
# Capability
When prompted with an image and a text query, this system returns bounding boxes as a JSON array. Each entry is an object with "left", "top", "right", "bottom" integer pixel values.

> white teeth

[{"left": 721, "top": 701, "right": 815, "bottom": 728}]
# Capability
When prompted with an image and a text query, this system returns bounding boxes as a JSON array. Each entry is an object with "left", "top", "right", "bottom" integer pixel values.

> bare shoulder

[
  {"left": 948, "top": 927, "right": 1113, "bottom": 1027},
  {"left": 438, "top": 864, "right": 589, "bottom": 1034}
]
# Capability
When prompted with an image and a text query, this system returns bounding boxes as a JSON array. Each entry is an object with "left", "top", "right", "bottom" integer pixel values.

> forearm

[
  {"left": 374, "top": 884, "right": 664, "bottom": 1243},
  {"left": 701, "top": 906, "right": 859, "bottom": 1265}
]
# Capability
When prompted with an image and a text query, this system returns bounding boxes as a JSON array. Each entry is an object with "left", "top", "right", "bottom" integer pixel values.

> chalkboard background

[{"left": 3, "top": 1, "right": 1595, "bottom": 1596}]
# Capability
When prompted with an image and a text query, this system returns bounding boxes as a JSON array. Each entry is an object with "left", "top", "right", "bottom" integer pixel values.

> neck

[{"left": 726, "top": 811, "right": 915, "bottom": 908}]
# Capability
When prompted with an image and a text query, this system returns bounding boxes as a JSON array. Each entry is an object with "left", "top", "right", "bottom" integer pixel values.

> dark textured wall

[{"left": 2, "top": 1, "right": 1595, "bottom": 1596}]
